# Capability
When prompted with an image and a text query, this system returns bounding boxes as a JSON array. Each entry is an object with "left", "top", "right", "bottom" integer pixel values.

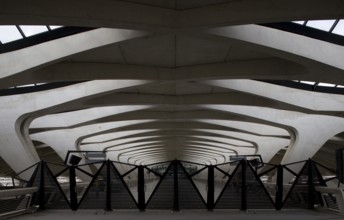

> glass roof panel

[
  {"left": 332, "top": 19, "right": 344, "bottom": 36},
  {"left": 306, "top": 20, "right": 336, "bottom": 31},
  {"left": 300, "top": 81, "right": 316, "bottom": 85},
  {"left": 16, "top": 84, "right": 35, "bottom": 88},
  {"left": 318, "top": 83, "right": 336, "bottom": 87},
  {"left": 292, "top": 21, "right": 305, "bottom": 25},
  {"left": 49, "top": 26, "right": 63, "bottom": 30},
  {"left": 0, "top": 26, "right": 23, "bottom": 44},
  {"left": 19, "top": 25, "right": 49, "bottom": 37}
]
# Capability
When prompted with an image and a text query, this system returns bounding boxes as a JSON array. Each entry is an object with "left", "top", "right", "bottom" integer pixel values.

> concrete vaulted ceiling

[{"left": 1, "top": 0, "right": 344, "bottom": 175}]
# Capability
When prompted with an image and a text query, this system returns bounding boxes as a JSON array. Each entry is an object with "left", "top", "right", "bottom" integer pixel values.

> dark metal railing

[{"left": 1, "top": 158, "right": 343, "bottom": 214}]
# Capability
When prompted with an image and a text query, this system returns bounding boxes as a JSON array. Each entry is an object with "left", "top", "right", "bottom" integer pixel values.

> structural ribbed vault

[{"left": 1, "top": 0, "right": 344, "bottom": 176}]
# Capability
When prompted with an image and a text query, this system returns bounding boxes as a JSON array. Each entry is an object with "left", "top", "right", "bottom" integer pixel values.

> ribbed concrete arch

[
  {"left": 195, "top": 119, "right": 289, "bottom": 137},
  {"left": 31, "top": 119, "right": 156, "bottom": 160},
  {"left": 1, "top": 0, "right": 344, "bottom": 178},
  {"left": 18, "top": 58, "right": 305, "bottom": 82},
  {"left": 195, "top": 129, "right": 289, "bottom": 163},
  {"left": 207, "top": 25, "right": 344, "bottom": 82},
  {"left": 203, "top": 79, "right": 344, "bottom": 111},
  {"left": 0, "top": 79, "right": 152, "bottom": 174},
  {"left": 201, "top": 105, "right": 344, "bottom": 164},
  {"left": 82, "top": 129, "right": 159, "bottom": 143},
  {"left": 0, "top": 28, "right": 148, "bottom": 81},
  {"left": 96, "top": 136, "right": 247, "bottom": 156},
  {"left": 30, "top": 105, "right": 152, "bottom": 129}
]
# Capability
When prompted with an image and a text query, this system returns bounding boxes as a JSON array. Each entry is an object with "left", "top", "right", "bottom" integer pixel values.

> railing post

[
  {"left": 38, "top": 161, "right": 45, "bottom": 210},
  {"left": 106, "top": 160, "right": 112, "bottom": 211},
  {"left": 138, "top": 165, "right": 146, "bottom": 211},
  {"left": 275, "top": 165, "right": 284, "bottom": 210},
  {"left": 69, "top": 165, "right": 78, "bottom": 211},
  {"left": 173, "top": 161, "right": 179, "bottom": 211},
  {"left": 241, "top": 160, "right": 247, "bottom": 211},
  {"left": 307, "top": 159, "right": 315, "bottom": 209},
  {"left": 207, "top": 165, "right": 215, "bottom": 210}
]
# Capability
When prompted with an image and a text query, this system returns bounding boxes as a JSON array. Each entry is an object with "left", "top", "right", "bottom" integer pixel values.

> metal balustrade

[
  {"left": 0, "top": 158, "right": 343, "bottom": 217},
  {"left": 0, "top": 187, "right": 38, "bottom": 219}
]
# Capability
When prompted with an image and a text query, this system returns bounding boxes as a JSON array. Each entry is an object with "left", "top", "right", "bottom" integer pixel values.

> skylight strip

[
  {"left": 49, "top": 26, "right": 63, "bottom": 30},
  {"left": 292, "top": 21, "right": 305, "bottom": 25},
  {"left": 19, "top": 25, "right": 49, "bottom": 37},
  {"left": 306, "top": 20, "right": 337, "bottom": 32},
  {"left": 332, "top": 19, "right": 344, "bottom": 36},
  {"left": 300, "top": 81, "right": 316, "bottom": 85},
  {"left": 317, "top": 83, "right": 336, "bottom": 87},
  {"left": 0, "top": 26, "right": 23, "bottom": 44},
  {"left": 0, "top": 25, "right": 65, "bottom": 46},
  {"left": 16, "top": 84, "right": 36, "bottom": 88}
]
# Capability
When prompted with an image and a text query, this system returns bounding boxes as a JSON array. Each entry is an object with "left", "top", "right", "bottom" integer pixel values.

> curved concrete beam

[
  {"left": 201, "top": 105, "right": 344, "bottom": 166},
  {"left": 0, "top": 80, "right": 152, "bottom": 174},
  {"left": 203, "top": 79, "right": 344, "bottom": 111},
  {"left": 0, "top": 28, "right": 147, "bottom": 81},
  {"left": 208, "top": 25, "right": 344, "bottom": 77}
]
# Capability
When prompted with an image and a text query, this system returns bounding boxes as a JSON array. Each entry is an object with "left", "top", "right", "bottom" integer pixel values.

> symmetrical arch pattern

[{"left": 1, "top": 1, "right": 344, "bottom": 181}]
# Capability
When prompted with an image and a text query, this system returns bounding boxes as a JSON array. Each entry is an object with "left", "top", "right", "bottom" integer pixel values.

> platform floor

[{"left": 11, "top": 209, "right": 343, "bottom": 220}]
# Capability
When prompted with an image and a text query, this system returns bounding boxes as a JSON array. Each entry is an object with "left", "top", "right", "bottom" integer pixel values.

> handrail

[
  {"left": 0, "top": 187, "right": 38, "bottom": 219},
  {"left": 315, "top": 186, "right": 344, "bottom": 213},
  {"left": 0, "top": 187, "right": 38, "bottom": 197}
]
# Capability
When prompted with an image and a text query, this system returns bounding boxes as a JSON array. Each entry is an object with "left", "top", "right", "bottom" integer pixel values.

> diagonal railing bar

[
  {"left": 53, "top": 167, "right": 69, "bottom": 178},
  {"left": 281, "top": 160, "right": 308, "bottom": 208},
  {"left": 283, "top": 160, "right": 308, "bottom": 166},
  {"left": 214, "top": 161, "right": 241, "bottom": 206},
  {"left": 189, "top": 166, "right": 208, "bottom": 178},
  {"left": 313, "top": 162, "right": 327, "bottom": 187},
  {"left": 120, "top": 166, "right": 138, "bottom": 178},
  {"left": 26, "top": 164, "right": 40, "bottom": 187},
  {"left": 247, "top": 162, "right": 277, "bottom": 209},
  {"left": 283, "top": 166, "right": 299, "bottom": 177},
  {"left": 144, "top": 162, "right": 173, "bottom": 207},
  {"left": 214, "top": 166, "right": 230, "bottom": 177},
  {"left": 14, "top": 162, "right": 40, "bottom": 178},
  {"left": 44, "top": 162, "right": 72, "bottom": 208},
  {"left": 110, "top": 162, "right": 139, "bottom": 209},
  {"left": 179, "top": 161, "right": 207, "bottom": 207},
  {"left": 258, "top": 165, "right": 278, "bottom": 177},
  {"left": 75, "top": 167, "right": 94, "bottom": 178},
  {"left": 144, "top": 166, "right": 162, "bottom": 178},
  {"left": 76, "top": 161, "right": 106, "bottom": 209}
]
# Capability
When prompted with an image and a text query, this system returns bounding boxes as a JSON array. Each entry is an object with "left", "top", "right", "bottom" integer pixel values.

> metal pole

[
  {"left": 138, "top": 165, "right": 146, "bottom": 211},
  {"left": 39, "top": 161, "right": 45, "bottom": 210},
  {"left": 241, "top": 160, "right": 247, "bottom": 211},
  {"left": 276, "top": 165, "right": 283, "bottom": 210},
  {"left": 173, "top": 161, "right": 179, "bottom": 211},
  {"left": 69, "top": 165, "right": 78, "bottom": 211},
  {"left": 106, "top": 160, "right": 112, "bottom": 211},
  {"left": 207, "top": 165, "right": 215, "bottom": 210},
  {"left": 307, "top": 160, "right": 315, "bottom": 209}
]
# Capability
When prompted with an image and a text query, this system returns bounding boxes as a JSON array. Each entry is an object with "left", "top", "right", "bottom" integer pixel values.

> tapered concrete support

[{"left": 0, "top": 80, "right": 152, "bottom": 176}]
